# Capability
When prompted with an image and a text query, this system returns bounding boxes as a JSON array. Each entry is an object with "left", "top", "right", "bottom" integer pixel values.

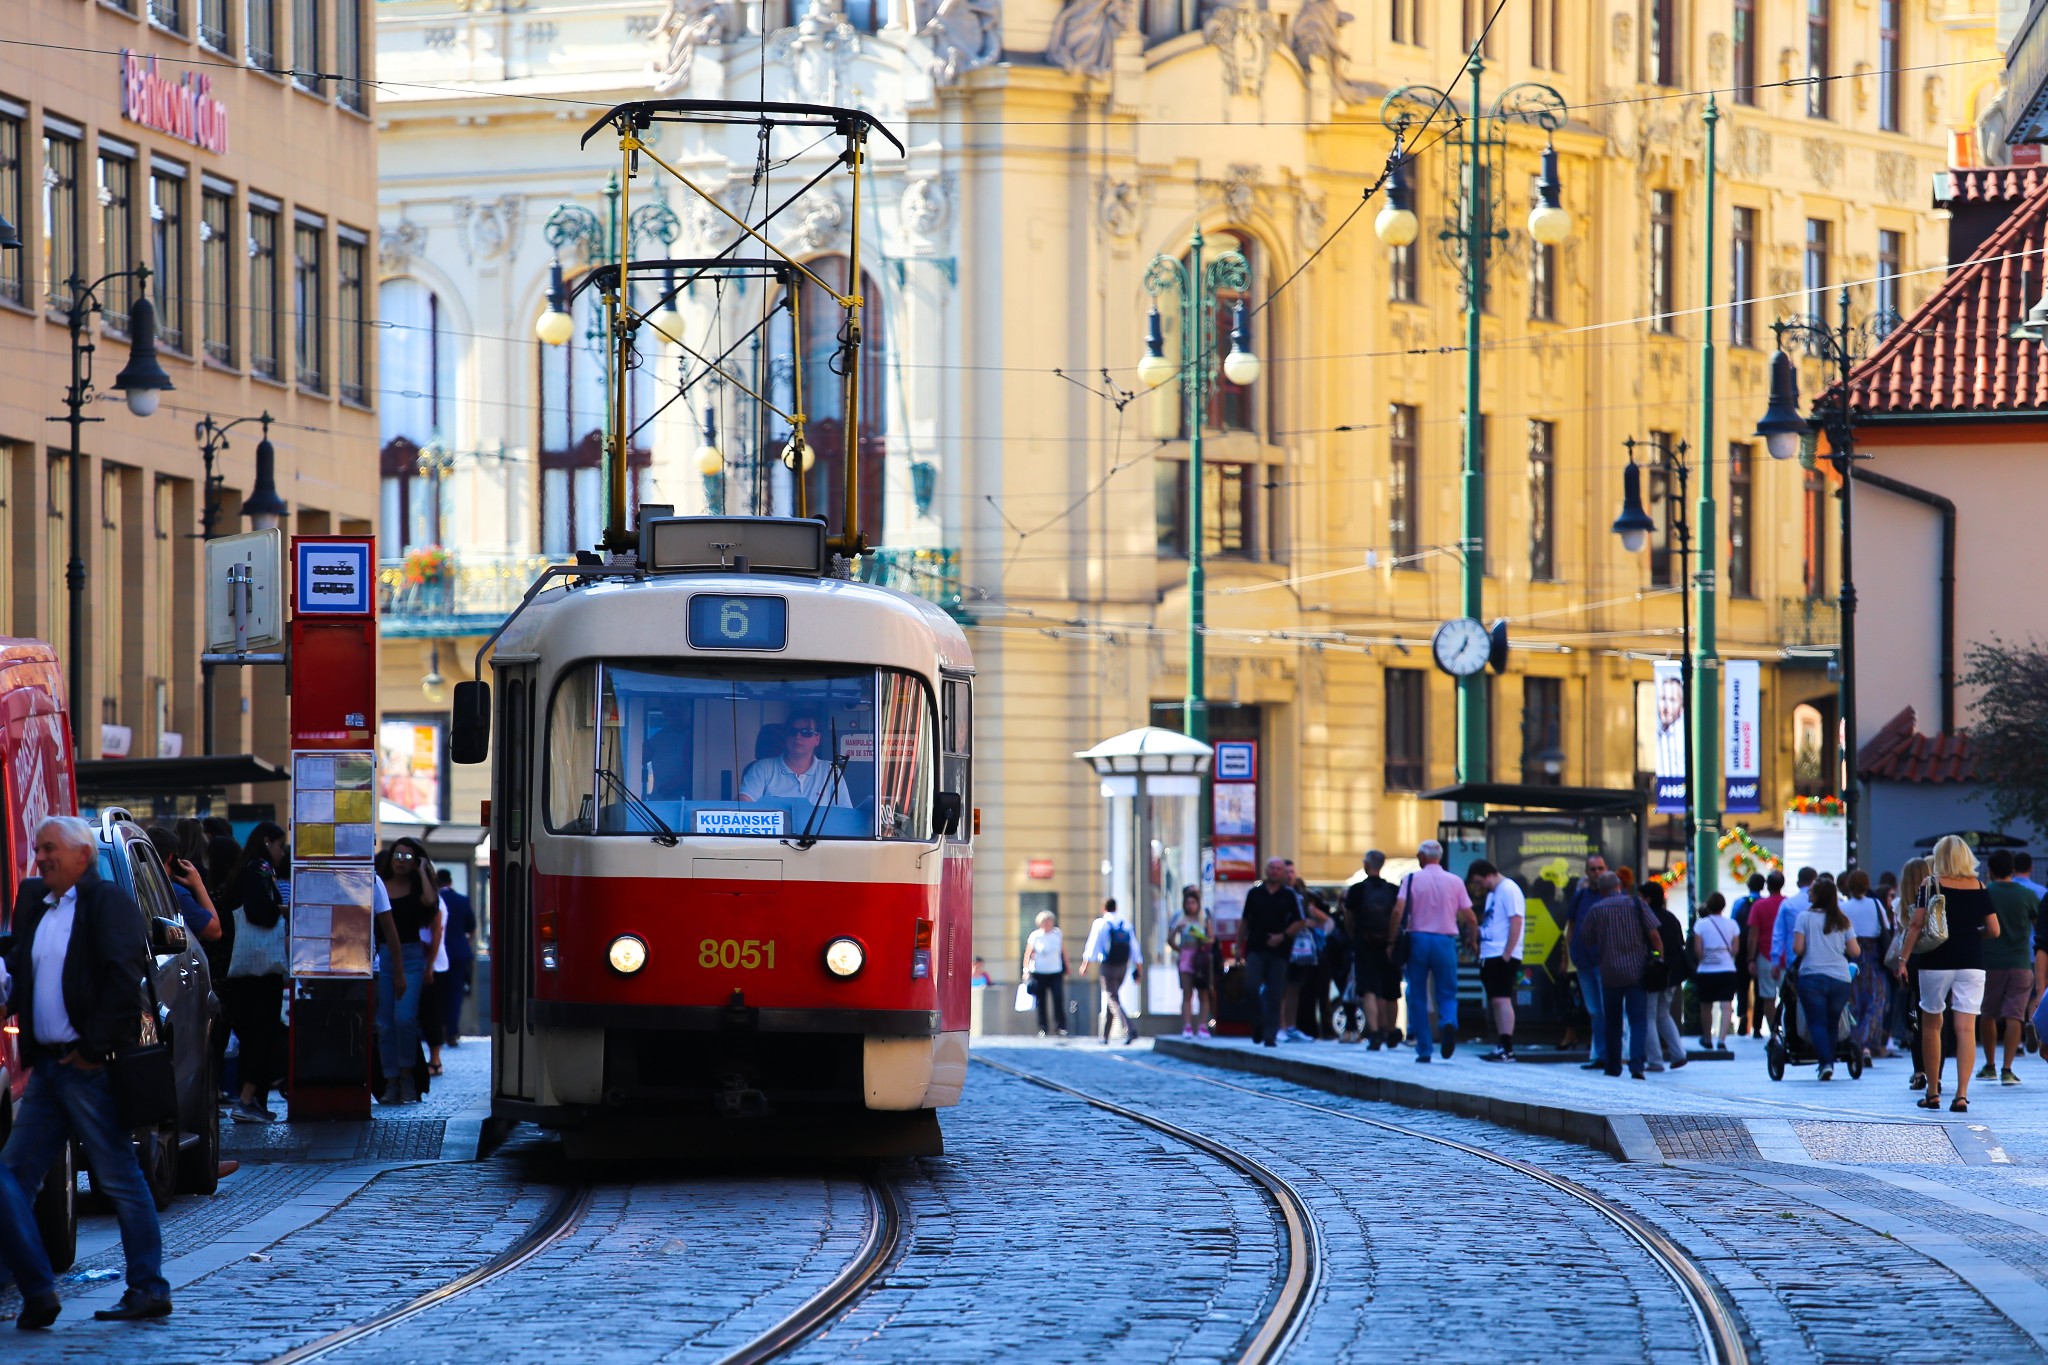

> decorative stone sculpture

[
  {"left": 922, "top": 0, "right": 1001, "bottom": 85},
  {"left": 651, "top": 0, "right": 739, "bottom": 92},
  {"left": 1286, "top": 0, "right": 1369, "bottom": 103},
  {"left": 1046, "top": 0, "right": 1136, "bottom": 78}
]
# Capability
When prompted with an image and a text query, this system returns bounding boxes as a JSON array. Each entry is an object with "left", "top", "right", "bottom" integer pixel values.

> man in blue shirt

[
  {"left": 1771, "top": 867, "right": 1819, "bottom": 971},
  {"left": 1566, "top": 852, "right": 1612, "bottom": 1068},
  {"left": 2014, "top": 852, "right": 2047, "bottom": 904}
]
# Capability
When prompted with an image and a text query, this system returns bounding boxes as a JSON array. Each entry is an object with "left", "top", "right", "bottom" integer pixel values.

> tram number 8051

[{"left": 700, "top": 938, "right": 777, "bottom": 970}]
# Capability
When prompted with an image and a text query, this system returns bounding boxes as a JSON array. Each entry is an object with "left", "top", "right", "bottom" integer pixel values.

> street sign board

[
  {"left": 293, "top": 538, "right": 373, "bottom": 616},
  {"left": 204, "top": 528, "right": 284, "bottom": 652}
]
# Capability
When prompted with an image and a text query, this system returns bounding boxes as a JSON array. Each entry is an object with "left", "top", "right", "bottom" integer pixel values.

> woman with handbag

[
  {"left": 376, "top": 839, "right": 443, "bottom": 1104},
  {"left": 1840, "top": 869, "right": 1889, "bottom": 1067},
  {"left": 1168, "top": 887, "right": 1214, "bottom": 1039},
  {"left": 1896, "top": 837, "right": 1999, "bottom": 1112},
  {"left": 219, "top": 823, "right": 290, "bottom": 1125},
  {"left": 1020, "top": 911, "right": 1068, "bottom": 1037}
]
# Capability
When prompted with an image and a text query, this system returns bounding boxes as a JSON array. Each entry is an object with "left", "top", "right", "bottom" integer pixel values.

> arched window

[
  {"left": 768, "top": 255, "right": 887, "bottom": 546},
  {"left": 378, "top": 278, "right": 457, "bottom": 554},
  {"left": 537, "top": 278, "right": 656, "bottom": 557},
  {"left": 1186, "top": 234, "right": 1261, "bottom": 435}
]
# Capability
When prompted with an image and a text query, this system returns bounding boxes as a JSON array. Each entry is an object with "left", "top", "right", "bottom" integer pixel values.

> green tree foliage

[{"left": 1961, "top": 637, "right": 2048, "bottom": 837}]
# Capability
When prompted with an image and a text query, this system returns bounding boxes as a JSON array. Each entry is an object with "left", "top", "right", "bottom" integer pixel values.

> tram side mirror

[
  {"left": 451, "top": 681, "right": 492, "bottom": 765},
  {"left": 934, "top": 791, "right": 964, "bottom": 837}
]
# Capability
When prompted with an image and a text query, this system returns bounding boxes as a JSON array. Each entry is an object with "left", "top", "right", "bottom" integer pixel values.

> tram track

[
  {"left": 1111, "top": 1053, "right": 1752, "bottom": 1365},
  {"left": 974, "top": 1055, "right": 1321, "bottom": 1365}
]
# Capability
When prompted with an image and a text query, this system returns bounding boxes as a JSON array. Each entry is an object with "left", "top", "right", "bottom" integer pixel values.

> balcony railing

[
  {"left": 378, "top": 552, "right": 557, "bottom": 638},
  {"left": 1780, "top": 595, "right": 1840, "bottom": 648},
  {"left": 857, "top": 546, "right": 972, "bottom": 623}
]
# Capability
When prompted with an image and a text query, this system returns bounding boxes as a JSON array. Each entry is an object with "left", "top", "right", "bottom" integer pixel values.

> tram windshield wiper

[
  {"left": 789, "top": 720, "right": 849, "bottom": 851},
  {"left": 597, "top": 766, "right": 681, "bottom": 846}
]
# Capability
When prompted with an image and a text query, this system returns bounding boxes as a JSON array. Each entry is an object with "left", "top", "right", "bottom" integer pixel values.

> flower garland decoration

[
  {"left": 1651, "top": 859, "right": 1688, "bottom": 890},
  {"left": 1716, "top": 825, "right": 1783, "bottom": 881},
  {"left": 1788, "top": 794, "right": 1847, "bottom": 816}
]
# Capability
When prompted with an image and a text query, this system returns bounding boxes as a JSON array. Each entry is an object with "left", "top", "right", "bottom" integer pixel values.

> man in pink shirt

[{"left": 1393, "top": 839, "right": 1478, "bottom": 1062}]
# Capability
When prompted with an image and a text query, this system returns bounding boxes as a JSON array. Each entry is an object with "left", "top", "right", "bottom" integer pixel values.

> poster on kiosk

[{"left": 287, "top": 537, "right": 380, "bottom": 1120}]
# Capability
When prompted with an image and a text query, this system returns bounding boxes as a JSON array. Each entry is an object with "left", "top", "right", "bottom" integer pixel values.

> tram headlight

[
  {"left": 823, "top": 937, "right": 865, "bottom": 979},
  {"left": 607, "top": 935, "right": 649, "bottom": 975}
]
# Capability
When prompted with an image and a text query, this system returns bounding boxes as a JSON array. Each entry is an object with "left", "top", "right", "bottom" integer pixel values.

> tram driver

[{"left": 738, "top": 705, "right": 852, "bottom": 808}]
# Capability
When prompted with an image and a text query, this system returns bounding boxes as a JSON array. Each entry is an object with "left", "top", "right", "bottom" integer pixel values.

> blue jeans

[
  {"left": 1405, "top": 932, "right": 1460, "bottom": 1057},
  {"left": 1577, "top": 963, "right": 1607, "bottom": 1062},
  {"left": 1798, "top": 972, "right": 1853, "bottom": 1072},
  {"left": 376, "top": 942, "right": 428, "bottom": 1081},
  {"left": 1601, "top": 982, "right": 1650, "bottom": 1075},
  {"left": 1247, "top": 952, "right": 1291, "bottom": 1044},
  {"left": 0, "top": 1061, "right": 167, "bottom": 1300}
]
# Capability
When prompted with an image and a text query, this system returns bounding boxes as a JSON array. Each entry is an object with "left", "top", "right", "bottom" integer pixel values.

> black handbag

[{"left": 110, "top": 938, "right": 179, "bottom": 1130}]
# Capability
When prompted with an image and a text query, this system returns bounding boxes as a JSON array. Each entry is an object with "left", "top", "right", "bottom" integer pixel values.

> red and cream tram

[{"left": 455, "top": 517, "right": 973, "bottom": 1156}]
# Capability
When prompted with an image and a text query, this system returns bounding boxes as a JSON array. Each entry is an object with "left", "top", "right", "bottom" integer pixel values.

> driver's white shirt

[{"left": 738, "top": 755, "right": 850, "bottom": 806}]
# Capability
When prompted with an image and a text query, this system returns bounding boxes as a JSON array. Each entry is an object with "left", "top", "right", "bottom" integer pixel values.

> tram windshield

[{"left": 545, "top": 661, "right": 935, "bottom": 842}]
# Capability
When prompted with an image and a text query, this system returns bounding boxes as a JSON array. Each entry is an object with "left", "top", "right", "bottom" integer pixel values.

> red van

[{"left": 0, "top": 640, "right": 83, "bottom": 1266}]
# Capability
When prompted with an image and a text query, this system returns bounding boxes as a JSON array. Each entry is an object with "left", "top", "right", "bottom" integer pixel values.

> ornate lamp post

[
  {"left": 1613, "top": 436, "right": 1699, "bottom": 872},
  {"left": 1379, "top": 63, "right": 1570, "bottom": 789},
  {"left": 55, "top": 264, "right": 175, "bottom": 757},
  {"left": 1754, "top": 288, "right": 1876, "bottom": 869},
  {"left": 1139, "top": 229, "right": 1259, "bottom": 838}
]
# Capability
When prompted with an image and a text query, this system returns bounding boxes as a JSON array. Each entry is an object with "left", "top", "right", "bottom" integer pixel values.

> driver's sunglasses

[
  {"left": 392, "top": 851, "right": 418, "bottom": 862},
  {"left": 789, "top": 726, "right": 821, "bottom": 737}
]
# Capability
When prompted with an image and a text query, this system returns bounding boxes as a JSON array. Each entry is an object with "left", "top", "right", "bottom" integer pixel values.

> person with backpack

[
  {"left": 1081, "top": 897, "right": 1143, "bottom": 1045},
  {"left": 1729, "top": 873, "right": 1765, "bottom": 1036},
  {"left": 1341, "top": 851, "right": 1401, "bottom": 1047},
  {"left": 1639, "top": 881, "right": 1690, "bottom": 1072}
]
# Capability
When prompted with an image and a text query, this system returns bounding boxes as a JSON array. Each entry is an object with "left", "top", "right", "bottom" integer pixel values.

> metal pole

[
  {"left": 1692, "top": 94, "right": 1721, "bottom": 903},
  {"left": 1458, "top": 54, "right": 1488, "bottom": 783},
  {"left": 1185, "top": 229, "right": 1209, "bottom": 768},
  {"left": 1675, "top": 447, "right": 1696, "bottom": 890},
  {"left": 200, "top": 428, "right": 218, "bottom": 756},
  {"left": 64, "top": 286, "right": 88, "bottom": 759},
  {"left": 1834, "top": 287, "right": 1860, "bottom": 869}
]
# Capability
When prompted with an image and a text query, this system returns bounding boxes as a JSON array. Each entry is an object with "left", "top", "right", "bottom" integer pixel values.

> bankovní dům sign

[{"left": 121, "top": 51, "right": 229, "bottom": 156}]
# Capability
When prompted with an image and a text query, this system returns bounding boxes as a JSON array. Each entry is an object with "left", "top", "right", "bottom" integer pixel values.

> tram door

[{"left": 493, "top": 667, "right": 539, "bottom": 1102}]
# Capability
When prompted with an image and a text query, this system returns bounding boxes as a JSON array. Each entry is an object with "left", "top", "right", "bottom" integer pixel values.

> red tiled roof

[
  {"left": 1857, "top": 706, "right": 1978, "bottom": 784},
  {"left": 1845, "top": 171, "right": 2048, "bottom": 415}
]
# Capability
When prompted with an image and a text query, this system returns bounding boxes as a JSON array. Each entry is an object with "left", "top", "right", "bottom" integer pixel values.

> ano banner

[
  {"left": 1724, "top": 658, "right": 1761, "bottom": 813},
  {"left": 1653, "top": 660, "right": 1687, "bottom": 813}
]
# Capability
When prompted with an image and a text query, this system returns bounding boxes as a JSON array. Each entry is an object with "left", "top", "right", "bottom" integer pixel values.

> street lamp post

[
  {"left": 1139, "top": 229, "right": 1260, "bottom": 840},
  {"left": 194, "top": 410, "right": 277, "bottom": 754},
  {"left": 52, "top": 265, "right": 175, "bottom": 758},
  {"left": 1754, "top": 288, "right": 1872, "bottom": 869},
  {"left": 1613, "top": 437, "right": 1699, "bottom": 874},
  {"left": 1380, "top": 62, "right": 1571, "bottom": 786}
]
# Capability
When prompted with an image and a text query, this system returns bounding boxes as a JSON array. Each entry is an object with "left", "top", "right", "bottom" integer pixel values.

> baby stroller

[{"left": 1765, "top": 969, "right": 1864, "bottom": 1081}]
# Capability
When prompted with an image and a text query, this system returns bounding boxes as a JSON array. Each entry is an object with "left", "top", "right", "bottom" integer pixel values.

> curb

[{"left": 1152, "top": 1037, "right": 1655, "bottom": 1162}]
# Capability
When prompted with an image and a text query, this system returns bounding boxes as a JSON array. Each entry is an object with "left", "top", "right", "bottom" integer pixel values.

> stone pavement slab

[{"left": 1154, "top": 1034, "right": 2029, "bottom": 1165}]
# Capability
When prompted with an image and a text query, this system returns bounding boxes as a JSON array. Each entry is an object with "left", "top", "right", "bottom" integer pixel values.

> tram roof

[{"left": 493, "top": 570, "right": 973, "bottom": 677}]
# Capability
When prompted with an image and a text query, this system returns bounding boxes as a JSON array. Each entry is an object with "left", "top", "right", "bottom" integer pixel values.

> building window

[
  {"left": 293, "top": 0, "right": 324, "bottom": 95},
  {"left": 1389, "top": 0, "right": 1417, "bottom": 44},
  {"left": 294, "top": 216, "right": 324, "bottom": 391},
  {"left": 1467, "top": 163, "right": 1493, "bottom": 311},
  {"left": 1521, "top": 676, "right": 1564, "bottom": 785},
  {"left": 1175, "top": 237, "right": 1261, "bottom": 436},
  {"left": 539, "top": 279, "right": 655, "bottom": 556},
  {"left": 337, "top": 232, "right": 367, "bottom": 405},
  {"left": 1389, "top": 403, "right": 1418, "bottom": 558},
  {"left": 1648, "top": 431, "right": 1679, "bottom": 588},
  {"left": 380, "top": 279, "right": 455, "bottom": 553},
  {"left": 1730, "top": 206, "right": 1757, "bottom": 348},
  {"left": 43, "top": 129, "right": 81, "bottom": 314},
  {"left": 1803, "top": 468, "right": 1828, "bottom": 599},
  {"left": 1391, "top": 234, "right": 1419, "bottom": 303},
  {"left": 98, "top": 148, "right": 138, "bottom": 334},
  {"left": 1528, "top": 419, "right": 1555, "bottom": 580},
  {"left": 1471, "top": 410, "right": 1489, "bottom": 575},
  {"left": 1529, "top": 186, "right": 1556, "bottom": 320},
  {"left": 767, "top": 255, "right": 887, "bottom": 544},
  {"left": 1733, "top": 0, "right": 1756, "bottom": 104},
  {"left": 247, "top": 0, "right": 277, "bottom": 69},
  {"left": 1876, "top": 229, "right": 1903, "bottom": 334},
  {"left": 200, "top": 0, "right": 231, "bottom": 51},
  {"left": 1154, "top": 460, "right": 1256, "bottom": 559},
  {"left": 152, "top": 480, "right": 175, "bottom": 737},
  {"left": 1878, "top": 0, "right": 1901, "bottom": 132},
  {"left": 336, "top": 0, "right": 365, "bottom": 112},
  {"left": 1650, "top": 189, "right": 1676, "bottom": 332},
  {"left": 1462, "top": 0, "right": 1498, "bottom": 55},
  {"left": 1141, "top": 0, "right": 1183, "bottom": 43},
  {"left": 0, "top": 112, "right": 23, "bottom": 307},
  {"left": 1727, "top": 442, "right": 1754, "bottom": 598},
  {"left": 842, "top": 0, "right": 883, "bottom": 30},
  {"left": 99, "top": 466, "right": 126, "bottom": 727},
  {"left": 1530, "top": 0, "right": 1559, "bottom": 70},
  {"left": 201, "top": 183, "right": 235, "bottom": 366},
  {"left": 249, "top": 201, "right": 280, "bottom": 380},
  {"left": 151, "top": 0, "right": 184, "bottom": 34},
  {"left": 150, "top": 166, "right": 187, "bottom": 354},
  {"left": 1385, "top": 669, "right": 1427, "bottom": 791},
  {"left": 1807, "top": 0, "right": 1830, "bottom": 119},
  {"left": 1648, "top": 0, "right": 1677, "bottom": 86},
  {"left": 46, "top": 456, "right": 67, "bottom": 656},
  {"left": 1804, "top": 218, "right": 1831, "bottom": 332}
]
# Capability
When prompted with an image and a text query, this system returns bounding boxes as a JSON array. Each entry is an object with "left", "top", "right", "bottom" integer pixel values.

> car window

[{"left": 125, "top": 835, "right": 179, "bottom": 928}]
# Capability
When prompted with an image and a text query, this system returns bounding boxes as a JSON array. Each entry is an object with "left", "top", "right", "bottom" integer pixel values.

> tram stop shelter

[{"left": 1419, "top": 782, "right": 1648, "bottom": 1039}]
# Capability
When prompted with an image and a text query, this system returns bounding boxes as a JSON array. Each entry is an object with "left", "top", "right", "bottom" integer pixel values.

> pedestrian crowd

[{"left": 0, "top": 813, "right": 480, "bottom": 1329}]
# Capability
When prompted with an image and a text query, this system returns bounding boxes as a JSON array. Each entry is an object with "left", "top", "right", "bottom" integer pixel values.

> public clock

[{"left": 1432, "top": 617, "right": 1492, "bottom": 677}]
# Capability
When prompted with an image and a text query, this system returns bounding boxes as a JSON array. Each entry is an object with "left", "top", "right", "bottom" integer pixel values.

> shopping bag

[{"left": 1013, "top": 980, "right": 1034, "bottom": 1012}]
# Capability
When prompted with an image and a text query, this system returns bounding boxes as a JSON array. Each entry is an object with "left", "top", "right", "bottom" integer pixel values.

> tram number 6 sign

[
  {"left": 701, "top": 938, "right": 777, "bottom": 970},
  {"left": 688, "top": 594, "right": 788, "bottom": 651}
]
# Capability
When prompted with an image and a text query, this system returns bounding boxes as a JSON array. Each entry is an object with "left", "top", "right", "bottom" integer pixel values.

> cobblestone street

[{"left": 5, "top": 1036, "right": 2048, "bottom": 1362}]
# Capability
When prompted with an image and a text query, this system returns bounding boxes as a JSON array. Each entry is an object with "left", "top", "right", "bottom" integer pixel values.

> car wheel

[
  {"left": 138, "top": 1126, "right": 177, "bottom": 1212},
  {"left": 33, "top": 1139, "right": 77, "bottom": 1273},
  {"left": 178, "top": 1033, "right": 221, "bottom": 1196}
]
